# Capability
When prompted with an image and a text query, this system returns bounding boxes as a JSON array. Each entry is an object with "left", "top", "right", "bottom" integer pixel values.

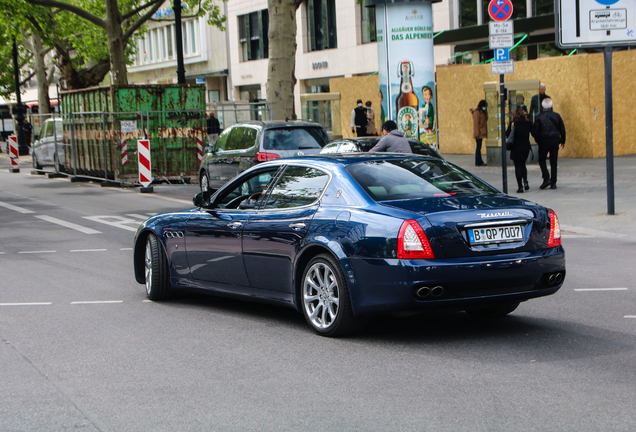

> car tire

[
  {"left": 465, "top": 301, "right": 520, "bottom": 319},
  {"left": 32, "top": 153, "right": 42, "bottom": 170},
  {"left": 301, "top": 253, "right": 367, "bottom": 337},
  {"left": 144, "top": 233, "right": 171, "bottom": 300},
  {"left": 200, "top": 171, "right": 209, "bottom": 192}
]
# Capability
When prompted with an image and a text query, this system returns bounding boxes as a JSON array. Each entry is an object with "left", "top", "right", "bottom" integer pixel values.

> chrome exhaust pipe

[
  {"left": 555, "top": 273, "right": 563, "bottom": 284},
  {"left": 548, "top": 274, "right": 556, "bottom": 284},
  {"left": 416, "top": 287, "right": 431, "bottom": 299},
  {"left": 431, "top": 286, "right": 444, "bottom": 297}
]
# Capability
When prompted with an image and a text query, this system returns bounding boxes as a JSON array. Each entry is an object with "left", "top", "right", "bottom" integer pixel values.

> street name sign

[
  {"left": 556, "top": 0, "right": 636, "bottom": 48},
  {"left": 491, "top": 60, "right": 515, "bottom": 74}
]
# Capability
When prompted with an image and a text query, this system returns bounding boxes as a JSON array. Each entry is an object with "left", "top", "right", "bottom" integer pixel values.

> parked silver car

[{"left": 32, "top": 118, "right": 66, "bottom": 171}]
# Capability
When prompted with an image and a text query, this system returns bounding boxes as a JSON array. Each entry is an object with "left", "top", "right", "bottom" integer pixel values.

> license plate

[{"left": 468, "top": 225, "right": 523, "bottom": 245}]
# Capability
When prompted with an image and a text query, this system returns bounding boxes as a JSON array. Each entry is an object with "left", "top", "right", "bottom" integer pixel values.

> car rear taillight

[
  {"left": 254, "top": 152, "right": 281, "bottom": 163},
  {"left": 398, "top": 220, "right": 435, "bottom": 259},
  {"left": 547, "top": 209, "right": 561, "bottom": 248}
]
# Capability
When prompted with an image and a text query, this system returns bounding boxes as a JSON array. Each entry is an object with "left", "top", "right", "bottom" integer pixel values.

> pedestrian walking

[
  {"left": 505, "top": 105, "right": 532, "bottom": 193},
  {"left": 470, "top": 100, "right": 488, "bottom": 166},
  {"left": 365, "top": 101, "right": 376, "bottom": 136},
  {"left": 351, "top": 99, "right": 368, "bottom": 137},
  {"left": 207, "top": 112, "right": 221, "bottom": 147},
  {"left": 368, "top": 120, "right": 411, "bottom": 153},
  {"left": 533, "top": 98, "right": 566, "bottom": 189}
]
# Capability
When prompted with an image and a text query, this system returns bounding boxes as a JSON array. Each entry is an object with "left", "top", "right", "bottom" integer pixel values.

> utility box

[{"left": 60, "top": 84, "right": 206, "bottom": 182}]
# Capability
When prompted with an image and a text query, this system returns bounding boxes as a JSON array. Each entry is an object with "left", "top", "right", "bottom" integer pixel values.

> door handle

[
  {"left": 289, "top": 222, "right": 306, "bottom": 230},
  {"left": 227, "top": 221, "right": 243, "bottom": 229}
]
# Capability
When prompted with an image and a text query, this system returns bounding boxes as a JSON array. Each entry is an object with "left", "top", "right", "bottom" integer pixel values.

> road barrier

[{"left": 8, "top": 135, "right": 19, "bottom": 173}]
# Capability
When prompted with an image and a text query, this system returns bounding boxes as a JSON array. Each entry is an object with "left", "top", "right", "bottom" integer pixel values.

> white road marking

[
  {"left": 142, "top": 300, "right": 152, "bottom": 302},
  {"left": 625, "top": 316, "right": 636, "bottom": 319},
  {"left": 83, "top": 216, "right": 140, "bottom": 232},
  {"left": 0, "top": 200, "right": 35, "bottom": 214},
  {"left": 126, "top": 213, "right": 151, "bottom": 220},
  {"left": 0, "top": 302, "right": 52, "bottom": 306},
  {"left": 35, "top": 215, "right": 102, "bottom": 234},
  {"left": 574, "top": 288, "right": 629, "bottom": 292},
  {"left": 0, "top": 252, "right": 4, "bottom": 255},
  {"left": 120, "top": 248, "right": 133, "bottom": 251},
  {"left": 70, "top": 301, "right": 123, "bottom": 305},
  {"left": 19, "top": 250, "right": 56, "bottom": 254},
  {"left": 70, "top": 249, "right": 107, "bottom": 253}
]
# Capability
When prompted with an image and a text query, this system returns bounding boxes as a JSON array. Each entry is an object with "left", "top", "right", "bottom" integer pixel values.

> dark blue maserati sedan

[{"left": 134, "top": 154, "right": 565, "bottom": 336}]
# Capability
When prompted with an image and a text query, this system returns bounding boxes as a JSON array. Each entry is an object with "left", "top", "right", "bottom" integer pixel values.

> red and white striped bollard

[{"left": 137, "top": 139, "right": 153, "bottom": 193}]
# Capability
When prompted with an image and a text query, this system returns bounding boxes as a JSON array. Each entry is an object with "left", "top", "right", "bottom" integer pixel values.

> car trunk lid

[{"left": 381, "top": 194, "right": 551, "bottom": 258}]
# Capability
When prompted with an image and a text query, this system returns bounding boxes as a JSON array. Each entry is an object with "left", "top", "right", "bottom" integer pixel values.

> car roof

[
  {"left": 233, "top": 120, "right": 324, "bottom": 129},
  {"left": 257, "top": 152, "right": 440, "bottom": 169}
]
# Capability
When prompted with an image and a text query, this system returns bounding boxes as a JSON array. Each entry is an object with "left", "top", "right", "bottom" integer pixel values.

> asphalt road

[{"left": 1, "top": 166, "right": 635, "bottom": 431}]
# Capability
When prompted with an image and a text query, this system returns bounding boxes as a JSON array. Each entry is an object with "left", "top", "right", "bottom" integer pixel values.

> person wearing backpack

[{"left": 533, "top": 98, "right": 566, "bottom": 189}]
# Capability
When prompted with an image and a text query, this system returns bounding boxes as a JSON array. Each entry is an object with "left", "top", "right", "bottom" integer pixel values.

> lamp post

[{"left": 11, "top": 37, "right": 29, "bottom": 156}]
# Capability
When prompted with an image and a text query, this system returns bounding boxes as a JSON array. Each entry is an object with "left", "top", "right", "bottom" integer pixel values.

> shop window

[
  {"left": 307, "top": 0, "right": 337, "bottom": 51},
  {"left": 361, "top": 5, "right": 376, "bottom": 44},
  {"left": 208, "top": 90, "right": 220, "bottom": 103},
  {"left": 238, "top": 10, "right": 269, "bottom": 62}
]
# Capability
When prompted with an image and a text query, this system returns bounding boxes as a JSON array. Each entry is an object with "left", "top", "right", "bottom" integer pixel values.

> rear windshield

[
  {"left": 347, "top": 159, "right": 498, "bottom": 201},
  {"left": 263, "top": 127, "right": 329, "bottom": 151}
]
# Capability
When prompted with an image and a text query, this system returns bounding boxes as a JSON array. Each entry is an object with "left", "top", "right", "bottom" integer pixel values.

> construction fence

[{"left": 28, "top": 104, "right": 271, "bottom": 185}]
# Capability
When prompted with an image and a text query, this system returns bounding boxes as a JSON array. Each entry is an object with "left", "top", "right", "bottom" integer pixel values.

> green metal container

[{"left": 60, "top": 84, "right": 206, "bottom": 182}]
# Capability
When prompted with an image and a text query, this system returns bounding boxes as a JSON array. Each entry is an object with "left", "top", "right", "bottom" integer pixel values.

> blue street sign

[{"left": 495, "top": 48, "right": 510, "bottom": 62}]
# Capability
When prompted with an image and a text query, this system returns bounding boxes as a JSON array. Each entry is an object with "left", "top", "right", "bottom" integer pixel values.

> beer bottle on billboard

[{"left": 396, "top": 61, "right": 419, "bottom": 139}]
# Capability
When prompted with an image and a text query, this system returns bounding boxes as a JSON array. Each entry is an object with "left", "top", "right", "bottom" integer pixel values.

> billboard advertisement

[{"left": 375, "top": 2, "right": 436, "bottom": 145}]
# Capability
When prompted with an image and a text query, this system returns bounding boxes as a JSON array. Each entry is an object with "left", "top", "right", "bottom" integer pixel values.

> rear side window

[
  {"left": 261, "top": 166, "right": 329, "bottom": 209},
  {"left": 214, "top": 128, "right": 231, "bottom": 151},
  {"left": 347, "top": 159, "right": 497, "bottom": 201},
  {"left": 321, "top": 142, "right": 359, "bottom": 154},
  {"left": 263, "top": 127, "right": 329, "bottom": 151},
  {"left": 226, "top": 127, "right": 246, "bottom": 150}
]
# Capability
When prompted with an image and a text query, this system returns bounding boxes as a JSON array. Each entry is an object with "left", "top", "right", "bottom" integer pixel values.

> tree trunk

[
  {"left": 32, "top": 33, "right": 51, "bottom": 114},
  {"left": 104, "top": 0, "right": 128, "bottom": 86},
  {"left": 266, "top": 0, "right": 302, "bottom": 120},
  {"left": 55, "top": 45, "right": 110, "bottom": 90}
]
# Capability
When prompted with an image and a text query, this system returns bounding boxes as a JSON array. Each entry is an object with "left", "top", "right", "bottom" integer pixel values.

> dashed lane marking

[
  {"left": 35, "top": 215, "right": 102, "bottom": 234},
  {"left": 70, "top": 249, "right": 108, "bottom": 253},
  {"left": 18, "top": 250, "right": 56, "bottom": 254},
  {"left": 0, "top": 302, "right": 52, "bottom": 306},
  {"left": 625, "top": 316, "right": 636, "bottom": 319},
  {"left": 70, "top": 301, "right": 123, "bottom": 305},
  {"left": 0, "top": 200, "right": 35, "bottom": 214},
  {"left": 574, "top": 288, "right": 629, "bottom": 292},
  {"left": 121, "top": 248, "right": 133, "bottom": 251}
]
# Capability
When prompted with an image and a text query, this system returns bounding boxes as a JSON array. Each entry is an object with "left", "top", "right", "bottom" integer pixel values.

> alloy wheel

[
  {"left": 303, "top": 262, "right": 340, "bottom": 329},
  {"left": 145, "top": 240, "right": 153, "bottom": 295}
]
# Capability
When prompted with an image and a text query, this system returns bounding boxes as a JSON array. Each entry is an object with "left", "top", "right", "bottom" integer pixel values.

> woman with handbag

[{"left": 505, "top": 105, "right": 533, "bottom": 193}]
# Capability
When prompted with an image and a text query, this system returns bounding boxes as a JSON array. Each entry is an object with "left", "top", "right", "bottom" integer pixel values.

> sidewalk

[
  {"left": 443, "top": 153, "right": 636, "bottom": 239},
  {"left": 2, "top": 144, "right": 635, "bottom": 239}
]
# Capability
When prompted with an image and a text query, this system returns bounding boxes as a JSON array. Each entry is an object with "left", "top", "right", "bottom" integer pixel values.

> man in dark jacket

[
  {"left": 369, "top": 120, "right": 411, "bottom": 153},
  {"left": 207, "top": 112, "right": 221, "bottom": 146},
  {"left": 350, "top": 99, "right": 368, "bottom": 137},
  {"left": 533, "top": 98, "right": 566, "bottom": 189}
]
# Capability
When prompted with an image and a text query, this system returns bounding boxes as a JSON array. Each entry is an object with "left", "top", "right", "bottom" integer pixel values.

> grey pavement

[{"left": 2, "top": 146, "right": 635, "bottom": 239}]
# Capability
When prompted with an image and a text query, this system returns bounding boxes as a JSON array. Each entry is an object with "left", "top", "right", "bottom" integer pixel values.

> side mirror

[
  {"left": 205, "top": 145, "right": 214, "bottom": 154},
  {"left": 193, "top": 191, "right": 211, "bottom": 208}
]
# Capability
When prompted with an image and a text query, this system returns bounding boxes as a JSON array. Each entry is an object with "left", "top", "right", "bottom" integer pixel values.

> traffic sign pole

[
  {"left": 500, "top": 74, "right": 508, "bottom": 194},
  {"left": 604, "top": 46, "right": 615, "bottom": 215}
]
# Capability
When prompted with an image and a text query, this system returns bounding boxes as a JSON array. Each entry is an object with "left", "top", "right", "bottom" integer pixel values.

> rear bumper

[{"left": 345, "top": 247, "right": 565, "bottom": 316}]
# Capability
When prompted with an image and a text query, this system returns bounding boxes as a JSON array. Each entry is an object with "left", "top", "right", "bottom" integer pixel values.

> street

[{"left": 1, "top": 160, "right": 635, "bottom": 431}]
